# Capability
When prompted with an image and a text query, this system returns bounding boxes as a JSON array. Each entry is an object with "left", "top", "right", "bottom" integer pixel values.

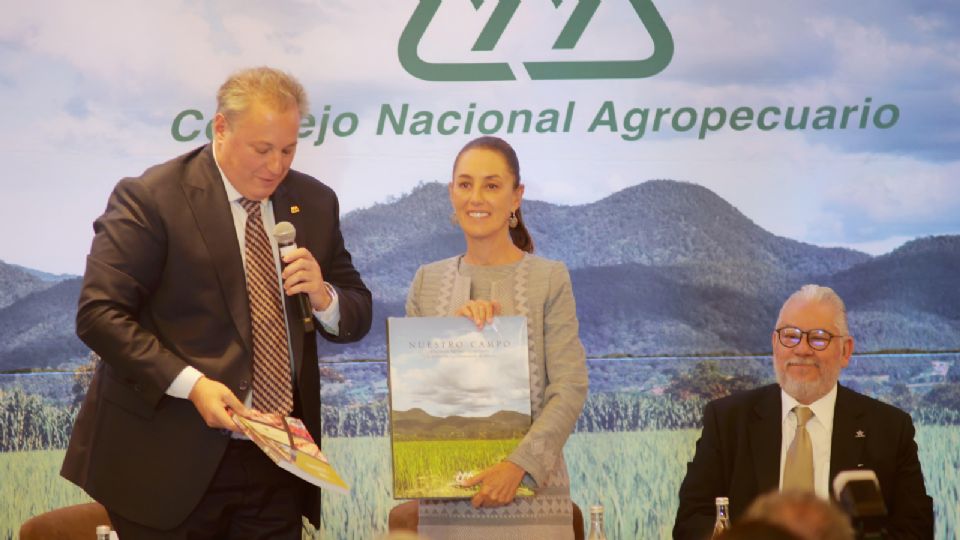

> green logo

[{"left": 398, "top": 0, "right": 674, "bottom": 81}]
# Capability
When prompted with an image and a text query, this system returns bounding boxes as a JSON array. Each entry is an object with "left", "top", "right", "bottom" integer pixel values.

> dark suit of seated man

[{"left": 673, "top": 284, "right": 933, "bottom": 540}]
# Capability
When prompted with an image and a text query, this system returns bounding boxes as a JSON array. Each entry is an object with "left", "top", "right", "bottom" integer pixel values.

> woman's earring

[
  {"left": 450, "top": 211, "right": 459, "bottom": 227},
  {"left": 508, "top": 211, "right": 519, "bottom": 229}
]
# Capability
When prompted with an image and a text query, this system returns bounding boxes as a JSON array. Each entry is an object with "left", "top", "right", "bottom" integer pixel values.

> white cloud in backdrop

[
  {"left": 1, "top": 0, "right": 958, "bottom": 274},
  {"left": 389, "top": 320, "right": 530, "bottom": 418}
]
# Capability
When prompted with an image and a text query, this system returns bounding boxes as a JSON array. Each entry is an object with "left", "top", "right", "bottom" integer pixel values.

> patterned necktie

[
  {"left": 783, "top": 406, "right": 815, "bottom": 492},
  {"left": 240, "top": 198, "right": 294, "bottom": 415}
]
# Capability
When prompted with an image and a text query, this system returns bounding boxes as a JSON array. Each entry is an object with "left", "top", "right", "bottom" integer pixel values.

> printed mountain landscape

[
  {"left": 330, "top": 180, "right": 960, "bottom": 358},
  {"left": 2, "top": 180, "right": 959, "bottom": 371},
  {"left": 391, "top": 408, "right": 530, "bottom": 441},
  {"left": 0, "top": 262, "right": 84, "bottom": 371}
]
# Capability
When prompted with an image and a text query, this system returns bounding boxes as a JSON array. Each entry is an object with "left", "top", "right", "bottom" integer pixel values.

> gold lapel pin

[{"left": 290, "top": 205, "right": 301, "bottom": 214}]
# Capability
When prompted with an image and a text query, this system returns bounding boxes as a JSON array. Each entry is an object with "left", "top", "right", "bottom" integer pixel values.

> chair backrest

[
  {"left": 19, "top": 502, "right": 112, "bottom": 540},
  {"left": 572, "top": 501, "right": 585, "bottom": 540}
]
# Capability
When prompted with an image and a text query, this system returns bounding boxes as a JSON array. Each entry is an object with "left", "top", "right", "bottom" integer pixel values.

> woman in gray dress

[{"left": 389, "top": 136, "right": 589, "bottom": 539}]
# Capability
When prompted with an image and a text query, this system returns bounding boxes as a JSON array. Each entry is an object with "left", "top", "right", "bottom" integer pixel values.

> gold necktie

[
  {"left": 240, "top": 198, "right": 294, "bottom": 415},
  {"left": 782, "top": 406, "right": 815, "bottom": 492}
]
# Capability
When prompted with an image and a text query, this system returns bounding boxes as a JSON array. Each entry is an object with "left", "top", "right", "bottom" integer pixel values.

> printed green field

[
  {"left": 314, "top": 427, "right": 960, "bottom": 539},
  {"left": 0, "top": 450, "right": 93, "bottom": 539},
  {"left": 3, "top": 427, "right": 957, "bottom": 539},
  {"left": 915, "top": 425, "right": 960, "bottom": 540},
  {"left": 392, "top": 438, "right": 528, "bottom": 498}
]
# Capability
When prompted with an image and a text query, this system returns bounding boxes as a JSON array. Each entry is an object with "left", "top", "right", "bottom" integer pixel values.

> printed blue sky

[
  {"left": 388, "top": 317, "right": 529, "bottom": 418},
  {"left": 1, "top": 0, "right": 958, "bottom": 274}
]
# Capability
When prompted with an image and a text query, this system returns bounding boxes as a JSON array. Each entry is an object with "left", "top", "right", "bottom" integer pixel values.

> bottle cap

[
  {"left": 590, "top": 504, "right": 604, "bottom": 514},
  {"left": 96, "top": 525, "right": 111, "bottom": 534},
  {"left": 715, "top": 496, "right": 729, "bottom": 505}
]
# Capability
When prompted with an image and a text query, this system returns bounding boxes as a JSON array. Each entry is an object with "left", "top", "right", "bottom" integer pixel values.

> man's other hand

[{"left": 187, "top": 376, "right": 247, "bottom": 432}]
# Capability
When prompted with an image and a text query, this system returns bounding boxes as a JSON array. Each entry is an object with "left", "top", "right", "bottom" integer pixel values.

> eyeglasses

[{"left": 775, "top": 327, "right": 844, "bottom": 351}]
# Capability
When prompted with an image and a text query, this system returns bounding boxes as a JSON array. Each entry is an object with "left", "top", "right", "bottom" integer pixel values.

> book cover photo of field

[{"left": 387, "top": 316, "right": 532, "bottom": 499}]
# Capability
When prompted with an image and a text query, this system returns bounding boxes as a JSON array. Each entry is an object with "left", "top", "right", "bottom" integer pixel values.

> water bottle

[
  {"left": 711, "top": 496, "right": 731, "bottom": 539},
  {"left": 587, "top": 503, "right": 607, "bottom": 540},
  {"left": 96, "top": 525, "right": 112, "bottom": 540}
]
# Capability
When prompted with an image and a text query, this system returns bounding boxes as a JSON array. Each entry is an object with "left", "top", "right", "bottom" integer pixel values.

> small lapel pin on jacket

[
  {"left": 290, "top": 205, "right": 301, "bottom": 214},
  {"left": 855, "top": 430, "right": 866, "bottom": 438}
]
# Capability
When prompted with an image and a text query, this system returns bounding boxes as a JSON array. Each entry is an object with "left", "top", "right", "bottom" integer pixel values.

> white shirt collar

[{"left": 781, "top": 384, "right": 838, "bottom": 431}]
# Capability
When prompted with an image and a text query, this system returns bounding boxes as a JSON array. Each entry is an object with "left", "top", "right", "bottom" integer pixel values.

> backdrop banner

[{"left": 1, "top": 1, "right": 958, "bottom": 538}]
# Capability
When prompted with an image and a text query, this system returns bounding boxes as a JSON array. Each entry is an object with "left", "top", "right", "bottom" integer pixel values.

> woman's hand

[
  {"left": 456, "top": 300, "right": 501, "bottom": 329},
  {"left": 461, "top": 461, "right": 526, "bottom": 508}
]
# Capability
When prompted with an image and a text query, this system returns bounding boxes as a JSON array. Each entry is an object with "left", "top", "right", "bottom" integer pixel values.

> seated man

[{"left": 673, "top": 284, "right": 933, "bottom": 540}]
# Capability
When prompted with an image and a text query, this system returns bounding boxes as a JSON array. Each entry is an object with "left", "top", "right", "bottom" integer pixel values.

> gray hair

[
  {"left": 216, "top": 66, "right": 309, "bottom": 122},
  {"left": 777, "top": 284, "right": 849, "bottom": 335}
]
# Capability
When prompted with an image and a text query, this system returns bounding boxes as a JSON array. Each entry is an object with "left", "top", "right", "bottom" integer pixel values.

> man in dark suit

[
  {"left": 61, "top": 67, "right": 372, "bottom": 538},
  {"left": 674, "top": 285, "right": 933, "bottom": 540}
]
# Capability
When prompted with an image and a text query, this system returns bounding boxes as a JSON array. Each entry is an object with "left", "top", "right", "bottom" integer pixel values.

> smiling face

[
  {"left": 214, "top": 100, "right": 300, "bottom": 201},
  {"left": 772, "top": 297, "right": 854, "bottom": 404},
  {"left": 449, "top": 147, "right": 523, "bottom": 244}
]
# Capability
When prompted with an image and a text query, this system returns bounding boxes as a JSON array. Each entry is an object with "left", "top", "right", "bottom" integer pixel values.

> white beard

[{"left": 775, "top": 357, "right": 841, "bottom": 404}]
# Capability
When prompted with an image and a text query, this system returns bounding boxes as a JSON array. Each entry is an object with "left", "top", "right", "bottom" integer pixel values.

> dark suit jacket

[
  {"left": 673, "top": 384, "right": 933, "bottom": 540},
  {"left": 61, "top": 145, "right": 372, "bottom": 530}
]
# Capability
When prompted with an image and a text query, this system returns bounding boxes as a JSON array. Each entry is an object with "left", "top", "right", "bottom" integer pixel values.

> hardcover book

[
  {"left": 387, "top": 315, "right": 532, "bottom": 499},
  {"left": 232, "top": 411, "right": 350, "bottom": 494}
]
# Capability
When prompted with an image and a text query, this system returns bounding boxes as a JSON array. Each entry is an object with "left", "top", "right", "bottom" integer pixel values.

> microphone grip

[
  {"left": 294, "top": 292, "right": 316, "bottom": 333},
  {"left": 279, "top": 241, "right": 316, "bottom": 333}
]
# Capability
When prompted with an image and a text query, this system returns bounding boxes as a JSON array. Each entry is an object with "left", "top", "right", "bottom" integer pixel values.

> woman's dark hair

[{"left": 452, "top": 136, "right": 534, "bottom": 253}]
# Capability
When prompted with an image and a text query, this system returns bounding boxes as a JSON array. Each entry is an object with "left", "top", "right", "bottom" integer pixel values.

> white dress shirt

[
  {"left": 779, "top": 384, "right": 838, "bottom": 500},
  {"left": 165, "top": 147, "right": 340, "bottom": 402}
]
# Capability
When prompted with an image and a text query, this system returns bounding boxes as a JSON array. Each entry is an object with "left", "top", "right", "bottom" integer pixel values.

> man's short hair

[
  {"left": 744, "top": 490, "right": 855, "bottom": 540},
  {"left": 777, "top": 284, "right": 849, "bottom": 335},
  {"left": 216, "top": 66, "right": 309, "bottom": 122}
]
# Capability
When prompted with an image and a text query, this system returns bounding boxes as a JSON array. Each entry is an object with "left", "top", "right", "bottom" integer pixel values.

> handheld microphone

[
  {"left": 832, "top": 469, "right": 888, "bottom": 539},
  {"left": 272, "top": 221, "right": 316, "bottom": 333}
]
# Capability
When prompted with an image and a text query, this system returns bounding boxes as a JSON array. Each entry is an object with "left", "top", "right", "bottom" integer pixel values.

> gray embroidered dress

[{"left": 405, "top": 254, "right": 589, "bottom": 539}]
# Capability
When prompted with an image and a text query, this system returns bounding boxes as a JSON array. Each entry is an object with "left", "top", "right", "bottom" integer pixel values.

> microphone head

[
  {"left": 833, "top": 469, "right": 887, "bottom": 518},
  {"left": 273, "top": 221, "right": 297, "bottom": 244}
]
